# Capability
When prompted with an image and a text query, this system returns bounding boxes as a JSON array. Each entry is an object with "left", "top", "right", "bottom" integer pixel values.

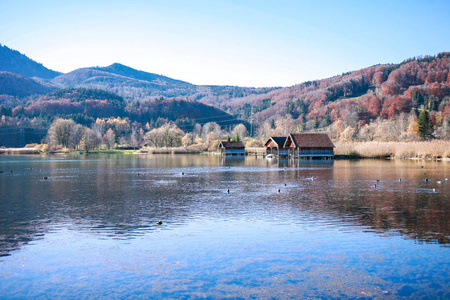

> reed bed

[
  {"left": 245, "top": 147, "right": 266, "bottom": 154},
  {"left": 335, "top": 140, "right": 450, "bottom": 159},
  {"left": 140, "top": 145, "right": 206, "bottom": 154}
]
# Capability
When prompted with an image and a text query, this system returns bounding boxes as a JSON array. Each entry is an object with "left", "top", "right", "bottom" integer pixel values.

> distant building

[
  {"left": 284, "top": 133, "right": 334, "bottom": 159},
  {"left": 218, "top": 141, "right": 245, "bottom": 155},
  {"left": 264, "top": 136, "right": 288, "bottom": 157}
]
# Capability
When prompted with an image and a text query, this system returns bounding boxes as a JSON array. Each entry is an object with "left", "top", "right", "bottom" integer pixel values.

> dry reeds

[
  {"left": 140, "top": 144, "right": 207, "bottom": 154},
  {"left": 335, "top": 140, "right": 450, "bottom": 159}
]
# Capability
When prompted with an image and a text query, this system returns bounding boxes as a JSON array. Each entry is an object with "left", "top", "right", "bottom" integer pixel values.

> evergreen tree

[
  {"left": 233, "top": 133, "right": 240, "bottom": 142},
  {"left": 270, "top": 119, "right": 276, "bottom": 129},
  {"left": 412, "top": 89, "right": 424, "bottom": 107},
  {"left": 417, "top": 110, "right": 433, "bottom": 140}
]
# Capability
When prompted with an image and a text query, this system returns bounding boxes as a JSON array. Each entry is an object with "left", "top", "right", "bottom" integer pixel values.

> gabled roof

[
  {"left": 219, "top": 141, "right": 245, "bottom": 149},
  {"left": 264, "top": 136, "right": 288, "bottom": 147},
  {"left": 285, "top": 133, "right": 334, "bottom": 148}
]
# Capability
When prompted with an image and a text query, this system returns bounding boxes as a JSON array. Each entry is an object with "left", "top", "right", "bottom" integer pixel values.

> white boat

[{"left": 265, "top": 154, "right": 276, "bottom": 159}]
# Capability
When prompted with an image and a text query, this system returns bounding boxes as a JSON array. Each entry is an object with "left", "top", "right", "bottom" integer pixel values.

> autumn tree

[
  {"left": 181, "top": 133, "right": 194, "bottom": 147},
  {"left": 339, "top": 126, "right": 356, "bottom": 142},
  {"left": 205, "top": 132, "right": 219, "bottom": 150},
  {"left": 406, "top": 113, "right": 420, "bottom": 141},
  {"left": 358, "top": 123, "right": 377, "bottom": 141}
]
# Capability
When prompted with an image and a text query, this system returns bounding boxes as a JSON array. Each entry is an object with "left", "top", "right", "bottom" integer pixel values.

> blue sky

[{"left": 1, "top": 0, "right": 449, "bottom": 87}]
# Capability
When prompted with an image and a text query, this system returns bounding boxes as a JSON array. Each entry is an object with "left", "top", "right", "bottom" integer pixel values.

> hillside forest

[{"left": 0, "top": 43, "right": 449, "bottom": 151}]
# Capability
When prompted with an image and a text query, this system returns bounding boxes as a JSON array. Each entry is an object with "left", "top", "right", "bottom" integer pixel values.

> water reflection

[{"left": 0, "top": 154, "right": 449, "bottom": 258}]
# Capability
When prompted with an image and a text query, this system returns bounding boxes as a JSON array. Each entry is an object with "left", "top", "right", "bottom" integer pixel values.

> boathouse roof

[
  {"left": 219, "top": 141, "right": 245, "bottom": 149},
  {"left": 264, "top": 136, "right": 287, "bottom": 147},
  {"left": 285, "top": 133, "right": 334, "bottom": 148}
]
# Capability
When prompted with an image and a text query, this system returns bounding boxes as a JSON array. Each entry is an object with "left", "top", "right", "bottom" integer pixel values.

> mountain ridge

[
  {"left": 95, "top": 63, "right": 191, "bottom": 86},
  {"left": 0, "top": 44, "right": 61, "bottom": 79}
]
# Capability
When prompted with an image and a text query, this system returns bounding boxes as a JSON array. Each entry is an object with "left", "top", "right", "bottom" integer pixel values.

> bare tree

[
  {"left": 82, "top": 128, "right": 101, "bottom": 152},
  {"left": 144, "top": 123, "right": 184, "bottom": 148},
  {"left": 129, "top": 127, "right": 140, "bottom": 150},
  {"left": 47, "top": 118, "right": 77, "bottom": 148},
  {"left": 69, "top": 124, "right": 86, "bottom": 149},
  {"left": 202, "top": 122, "right": 222, "bottom": 140},
  {"left": 144, "top": 128, "right": 163, "bottom": 148},
  {"left": 103, "top": 128, "right": 116, "bottom": 149},
  {"left": 193, "top": 123, "right": 202, "bottom": 139},
  {"left": 231, "top": 124, "right": 249, "bottom": 141},
  {"left": 358, "top": 123, "right": 377, "bottom": 141},
  {"left": 162, "top": 123, "right": 184, "bottom": 147},
  {"left": 274, "top": 115, "right": 296, "bottom": 136},
  {"left": 256, "top": 120, "right": 274, "bottom": 142}
]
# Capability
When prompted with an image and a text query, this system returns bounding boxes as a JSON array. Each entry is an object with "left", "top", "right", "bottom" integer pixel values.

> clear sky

[{"left": 1, "top": 0, "right": 449, "bottom": 87}]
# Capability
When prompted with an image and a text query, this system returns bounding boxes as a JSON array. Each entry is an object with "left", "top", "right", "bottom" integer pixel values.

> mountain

[
  {"left": 0, "top": 43, "right": 276, "bottom": 103},
  {"left": 51, "top": 65, "right": 198, "bottom": 99},
  {"left": 221, "top": 53, "right": 450, "bottom": 130},
  {"left": 0, "top": 72, "right": 53, "bottom": 97},
  {"left": 0, "top": 44, "right": 61, "bottom": 79},
  {"left": 95, "top": 63, "right": 190, "bottom": 86},
  {"left": 1, "top": 43, "right": 449, "bottom": 138},
  {"left": 51, "top": 63, "right": 275, "bottom": 102}
]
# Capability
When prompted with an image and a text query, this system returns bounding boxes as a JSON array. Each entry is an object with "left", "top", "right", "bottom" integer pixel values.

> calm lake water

[{"left": 0, "top": 154, "right": 449, "bottom": 299}]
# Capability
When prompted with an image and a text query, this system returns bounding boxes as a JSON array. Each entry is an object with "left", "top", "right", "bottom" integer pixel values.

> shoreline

[{"left": 1, "top": 147, "right": 449, "bottom": 161}]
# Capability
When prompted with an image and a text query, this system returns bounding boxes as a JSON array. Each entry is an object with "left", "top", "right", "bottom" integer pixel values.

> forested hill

[
  {"left": 4, "top": 87, "right": 242, "bottom": 129},
  {"left": 51, "top": 65, "right": 274, "bottom": 102},
  {"left": 0, "top": 72, "right": 54, "bottom": 97},
  {"left": 0, "top": 44, "right": 61, "bottom": 79},
  {"left": 51, "top": 65, "right": 197, "bottom": 99},
  {"left": 95, "top": 63, "right": 190, "bottom": 86},
  {"left": 221, "top": 52, "right": 450, "bottom": 131}
]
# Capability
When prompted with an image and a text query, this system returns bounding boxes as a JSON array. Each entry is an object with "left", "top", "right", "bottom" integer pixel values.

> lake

[{"left": 0, "top": 154, "right": 449, "bottom": 299}]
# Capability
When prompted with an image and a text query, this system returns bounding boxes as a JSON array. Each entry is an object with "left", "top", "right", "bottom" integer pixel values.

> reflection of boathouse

[
  {"left": 218, "top": 141, "right": 245, "bottom": 155},
  {"left": 264, "top": 136, "right": 288, "bottom": 157},
  {"left": 284, "top": 133, "right": 334, "bottom": 159}
]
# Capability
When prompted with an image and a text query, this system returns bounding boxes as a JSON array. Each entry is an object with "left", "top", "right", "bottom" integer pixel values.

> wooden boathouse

[
  {"left": 264, "top": 136, "right": 288, "bottom": 157},
  {"left": 284, "top": 133, "right": 334, "bottom": 159},
  {"left": 218, "top": 141, "right": 245, "bottom": 155}
]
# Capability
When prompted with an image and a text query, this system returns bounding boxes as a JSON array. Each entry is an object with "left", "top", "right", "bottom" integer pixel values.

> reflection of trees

[
  {"left": 0, "top": 156, "right": 448, "bottom": 257},
  {"left": 282, "top": 161, "right": 450, "bottom": 245}
]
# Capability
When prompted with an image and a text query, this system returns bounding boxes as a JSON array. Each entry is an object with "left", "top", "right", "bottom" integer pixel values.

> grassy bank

[
  {"left": 88, "top": 149, "right": 138, "bottom": 154},
  {"left": 335, "top": 140, "right": 450, "bottom": 159}
]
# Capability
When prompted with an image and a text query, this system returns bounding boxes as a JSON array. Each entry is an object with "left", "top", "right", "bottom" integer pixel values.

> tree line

[{"left": 44, "top": 116, "right": 250, "bottom": 152}]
